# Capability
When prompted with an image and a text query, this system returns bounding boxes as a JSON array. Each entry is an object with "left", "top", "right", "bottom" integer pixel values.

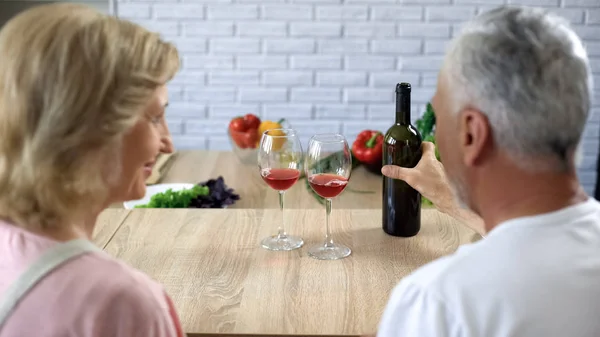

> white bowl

[{"left": 123, "top": 183, "right": 195, "bottom": 209}]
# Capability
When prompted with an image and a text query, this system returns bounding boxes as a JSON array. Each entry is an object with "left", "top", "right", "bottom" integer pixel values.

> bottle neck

[{"left": 395, "top": 92, "right": 411, "bottom": 125}]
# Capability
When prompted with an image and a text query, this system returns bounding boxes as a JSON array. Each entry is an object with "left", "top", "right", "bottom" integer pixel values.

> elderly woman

[{"left": 0, "top": 3, "right": 183, "bottom": 336}]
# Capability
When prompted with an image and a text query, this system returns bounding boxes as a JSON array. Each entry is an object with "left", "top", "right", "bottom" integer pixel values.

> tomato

[
  {"left": 229, "top": 114, "right": 266, "bottom": 149},
  {"left": 229, "top": 117, "right": 249, "bottom": 148},
  {"left": 229, "top": 117, "right": 248, "bottom": 132},
  {"left": 244, "top": 114, "right": 261, "bottom": 130},
  {"left": 244, "top": 129, "right": 260, "bottom": 149}
]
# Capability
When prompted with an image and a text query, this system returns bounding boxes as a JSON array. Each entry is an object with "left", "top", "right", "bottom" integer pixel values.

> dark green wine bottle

[{"left": 382, "top": 83, "right": 423, "bottom": 237}]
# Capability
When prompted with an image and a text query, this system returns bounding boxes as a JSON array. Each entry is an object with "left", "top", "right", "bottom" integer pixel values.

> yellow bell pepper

[{"left": 256, "top": 119, "right": 286, "bottom": 150}]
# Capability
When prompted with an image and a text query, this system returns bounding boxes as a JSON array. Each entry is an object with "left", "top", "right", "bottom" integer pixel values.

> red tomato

[
  {"left": 243, "top": 129, "right": 260, "bottom": 149},
  {"left": 229, "top": 117, "right": 249, "bottom": 148},
  {"left": 229, "top": 117, "right": 248, "bottom": 132},
  {"left": 244, "top": 114, "right": 261, "bottom": 130},
  {"left": 230, "top": 131, "right": 247, "bottom": 149}
]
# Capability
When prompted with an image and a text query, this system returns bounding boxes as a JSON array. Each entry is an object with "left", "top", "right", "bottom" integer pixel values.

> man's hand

[
  {"left": 381, "top": 141, "right": 486, "bottom": 236},
  {"left": 381, "top": 142, "right": 454, "bottom": 213}
]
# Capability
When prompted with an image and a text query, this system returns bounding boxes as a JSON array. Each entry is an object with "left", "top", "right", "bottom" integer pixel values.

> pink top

[{"left": 0, "top": 220, "right": 184, "bottom": 337}]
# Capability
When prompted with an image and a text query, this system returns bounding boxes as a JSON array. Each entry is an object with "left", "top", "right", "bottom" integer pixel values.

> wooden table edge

[{"left": 97, "top": 209, "right": 132, "bottom": 250}]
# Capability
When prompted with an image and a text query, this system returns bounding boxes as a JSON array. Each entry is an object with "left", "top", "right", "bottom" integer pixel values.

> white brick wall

[{"left": 115, "top": 0, "right": 600, "bottom": 194}]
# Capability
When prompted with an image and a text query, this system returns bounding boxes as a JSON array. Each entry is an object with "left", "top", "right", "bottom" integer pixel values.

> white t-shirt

[{"left": 377, "top": 197, "right": 600, "bottom": 337}]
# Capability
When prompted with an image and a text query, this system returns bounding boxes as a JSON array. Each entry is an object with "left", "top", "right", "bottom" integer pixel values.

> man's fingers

[
  {"left": 382, "top": 165, "right": 410, "bottom": 181},
  {"left": 422, "top": 141, "right": 436, "bottom": 156}
]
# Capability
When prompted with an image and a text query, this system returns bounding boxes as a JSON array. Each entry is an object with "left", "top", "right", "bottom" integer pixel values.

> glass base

[
  {"left": 261, "top": 235, "right": 303, "bottom": 251},
  {"left": 308, "top": 243, "right": 351, "bottom": 260}
]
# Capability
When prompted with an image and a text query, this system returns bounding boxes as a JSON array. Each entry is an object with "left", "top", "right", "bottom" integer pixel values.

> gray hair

[{"left": 443, "top": 6, "right": 593, "bottom": 172}]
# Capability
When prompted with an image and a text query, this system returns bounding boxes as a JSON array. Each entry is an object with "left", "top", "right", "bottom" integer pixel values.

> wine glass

[
  {"left": 258, "top": 128, "right": 304, "bottom": 251},
  {"left": 304, "top": 133, "right": 352, "bottom": 260}
]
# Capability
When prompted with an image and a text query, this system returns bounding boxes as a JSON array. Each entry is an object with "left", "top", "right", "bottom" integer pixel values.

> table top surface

[
  {"left": 98, "top": 208, "right": 479, "bottom": 336},
  {"left": 92, "top": 209, "right": 130, "bottom": 248},
  {"left": 94, "top": 150, "right": 478, "bottom": 336}
]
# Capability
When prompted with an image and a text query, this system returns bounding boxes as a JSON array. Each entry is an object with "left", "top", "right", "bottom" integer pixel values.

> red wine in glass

[
  {"left": 261, "top": 168, "right": 300, "bottom": 191},
  {"left": 304, "top": 133, "right": 352, "bottom": 260},
  {"left": 308, "top": 174, "right": 348, "bottom": 198},
  {"left": 258, "top": 128, "right": 304, "bottom": 251}
]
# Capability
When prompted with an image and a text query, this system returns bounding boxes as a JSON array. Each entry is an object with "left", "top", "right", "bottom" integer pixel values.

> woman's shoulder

[
  {"left": 69, "top": 250, "right": 169, "bottom": 306},
  {"left": 2, "top": 249, "right": 180, "bottom": 337}
]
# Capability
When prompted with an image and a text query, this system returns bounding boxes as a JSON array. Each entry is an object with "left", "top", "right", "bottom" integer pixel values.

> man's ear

[{"left": 458, "top": 108, "right": 491, "bottom": 167}]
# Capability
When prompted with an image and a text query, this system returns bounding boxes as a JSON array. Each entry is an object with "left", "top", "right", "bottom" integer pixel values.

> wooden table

[
  {"left": 103, "top": 208, "right": 480, "bottom": 336},
  {"left": 157, "top": 151, "right": 383, "bottom": 210},
  {"left": 92, "top": 209, "right": 130, "bottom": 248}
]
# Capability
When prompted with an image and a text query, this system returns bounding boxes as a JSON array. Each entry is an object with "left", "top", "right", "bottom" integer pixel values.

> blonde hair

[{"left": 0, "top": 3, "right": 180, "bottom": 229}]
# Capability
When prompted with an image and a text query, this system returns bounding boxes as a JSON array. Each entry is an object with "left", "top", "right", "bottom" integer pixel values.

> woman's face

[{"left": 110, "top": 85, "right": 173, "bottom": 202}]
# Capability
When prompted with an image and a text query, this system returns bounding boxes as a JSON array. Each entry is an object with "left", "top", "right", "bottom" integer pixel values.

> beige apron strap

[{"left": 0, "top": 239, "right": 102, "bottom": 328}]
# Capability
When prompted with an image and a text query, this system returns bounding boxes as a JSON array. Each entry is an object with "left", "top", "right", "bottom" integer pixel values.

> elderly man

[{"left": 372, "top": 5, "right": 599, "bottom": 337}]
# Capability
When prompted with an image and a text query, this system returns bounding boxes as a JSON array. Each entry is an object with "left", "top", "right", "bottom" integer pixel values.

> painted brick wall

[{"left": 114, "top": 0, "right": 600, "bottom": 194}]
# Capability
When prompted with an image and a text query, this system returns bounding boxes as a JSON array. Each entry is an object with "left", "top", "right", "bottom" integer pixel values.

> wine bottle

[{"left": 382, "top": 83, "right": 423, "bottom": 237}]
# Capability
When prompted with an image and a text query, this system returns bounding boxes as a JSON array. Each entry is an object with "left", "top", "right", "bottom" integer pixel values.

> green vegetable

[
  {"left": 135, "top": 185, "right": 209, "bottom": 208},
  {"left": 416, "top": 103, "right": 441, "bottom": 161},
  {"left": 421, "top": 196, "right": 434, "bottom": 207},
  {"left": 414, "top": 102, "right": 440, "bottom": 206},
  {"left": 416, "top": 103, "right": 436, "bottom": 139}
]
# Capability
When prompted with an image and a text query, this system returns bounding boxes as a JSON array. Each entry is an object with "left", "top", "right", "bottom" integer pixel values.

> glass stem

[
  {"left": 277, "top": 191, "right": 287, "bottom": 239},
  {"left": 324, "top": 198, "right": 334, "bottom": 248}
]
